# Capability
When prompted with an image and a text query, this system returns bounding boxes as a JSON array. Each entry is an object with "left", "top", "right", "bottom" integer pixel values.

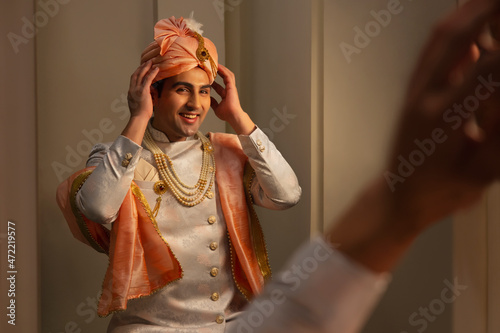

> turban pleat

[{"left": 140, "top": 16, "right": 218, "bottom": 84}]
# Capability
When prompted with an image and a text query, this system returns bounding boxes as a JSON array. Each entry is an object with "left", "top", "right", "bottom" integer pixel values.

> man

[
  {"left": 229, "top": 0, "right": 500, "bottom": 332},
  {"left": 60, "top": 0, "right": 500, "bottom": 331},
  {"left": 57, "top": 16, "right": 301, "bottom": 332}
]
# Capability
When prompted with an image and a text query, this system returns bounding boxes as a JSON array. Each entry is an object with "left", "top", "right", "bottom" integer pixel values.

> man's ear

[{"left": 150, "top": 86, "right": 158, "bottom": 106}]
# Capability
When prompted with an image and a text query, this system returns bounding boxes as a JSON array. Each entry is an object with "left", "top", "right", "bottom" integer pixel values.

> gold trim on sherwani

[
  {"left": 58, "top": 167, "right": 110, "bottom": 254},
  {"left": 57, "top": 167, "right": 183, "bottom": 317},
  {"left": 243, "top": 162, "right": 272, "bottom": 282},
  {"left": 209, "top": 132, "right": 271, "bottom": 299}
]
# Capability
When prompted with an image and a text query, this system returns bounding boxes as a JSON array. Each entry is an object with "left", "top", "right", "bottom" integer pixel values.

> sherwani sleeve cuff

[
  {"left": 230, "top": 237, "right": 390, "bottom": 333},
  {"left": 237, "top": 127, "right": 301, "bottom": 209},
  {"left": 238, "top": 127, "right": 268, "bottom": 159}
]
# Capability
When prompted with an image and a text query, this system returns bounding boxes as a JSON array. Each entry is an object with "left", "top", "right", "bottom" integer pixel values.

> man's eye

[
  {"left": 177, "top": 87, "right": 189, "bottom": 93},
  {"left": 200, "top": 89, "right": 210, "bottom": 95}
]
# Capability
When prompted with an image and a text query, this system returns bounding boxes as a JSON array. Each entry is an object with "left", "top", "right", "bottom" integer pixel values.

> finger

[
  {"left": 477, "top": 13, "right": 500, "bottom": 51},
  {"left": 448, "top": 43, "right": 481, "bottom": 85},
  {"left": 463, "top": 116, "right": 486, "bottom": 142},
  {"left": 217, "top": 63, "right": 230, "bottom": 76},
  {"left": 137, "top": 61, "right": 154, "bottom": 86},
  {"left": 129, "top": 62, "right": 146, "bottom": 92},
  {"left": 216, "top": 64, "right": 235, "bottom": 85},
  {"left": 461, "top": 51, "right": 500, "bottom": 134},
  {"left": 210, "top": 96, "right": 219, "bottom": 110},
  {"left": 409, "top": 0, "right": 500, "bottom": 96},
  {"left": 211, "top": 81, "right": 226, "bottom": 98},
  {"left": 130, "top": 60, "right": 152, "bottom": 89},
  {"left": 428, "top": 0, "right": 497, "bottom": 83},
  {"left": 143, "top": 66, "right": 160, "bottom": 87}
]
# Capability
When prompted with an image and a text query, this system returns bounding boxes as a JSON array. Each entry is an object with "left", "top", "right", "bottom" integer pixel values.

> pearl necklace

[{"left": 143, "top": 128, "right": 216, "bottom": 210}]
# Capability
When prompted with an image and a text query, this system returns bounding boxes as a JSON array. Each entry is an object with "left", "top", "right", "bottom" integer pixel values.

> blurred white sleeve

[
  {"left": 228, "top": 237, "right": 390, "bottom": 333},
  {"left": 238, "top": 127, "right": 302, "bottom": 210}
]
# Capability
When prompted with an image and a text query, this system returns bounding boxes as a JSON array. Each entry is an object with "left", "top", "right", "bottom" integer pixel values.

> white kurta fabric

[
  {"left": 228, "top": 237, "right": 390, "bottom": 333},
  {"left": 76, "top": 124, "right": 301, "bottom": 332}
]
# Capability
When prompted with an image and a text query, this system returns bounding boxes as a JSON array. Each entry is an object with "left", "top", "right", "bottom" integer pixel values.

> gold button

[
  {"left": 256, "top": 140, "right": 262, "bottom": 146},
  {"left": 209, "top": 242, "right": 218, "bottom": 251},
  {"left": 211, "top": 292, "right": 220, "bottom": 301},
  {"left": 209, "top": 166, "right": 214, "bottom": 172},
  {"left": 121, "top": 159, "right": 130, "bottom": 167},
  {"left": 210, "top": 267, "right": 219, "bottom": 277},
  {"left": 125, "top": 153, "right": 133, "bottom": 160},
  {"left": 259, "top": 146, "right": 266, "bottom": 152},
  {"left": 206, "top": 191, "right": 214, "bottom": 199},
  {"left": 215, "top": 315, "right": 224, "bottom": 324},
  {"left": 207, "top": 216, "right": 216, "bottom": 224}
]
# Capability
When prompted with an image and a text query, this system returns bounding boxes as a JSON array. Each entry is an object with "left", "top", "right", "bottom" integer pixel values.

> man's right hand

[
  {"left": 127, "top": 60, "right": 159, "bottom": 120},
  {"left": 327, "top": 0, "right": 500, "bottom": 274},
  {"left": 121, "top": 60, "right": 159, "bottom": 145}
]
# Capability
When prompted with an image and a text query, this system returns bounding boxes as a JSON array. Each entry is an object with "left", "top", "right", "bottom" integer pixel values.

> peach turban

[{"left": 141, "top": 16, "right": 218, "bottom": 84}]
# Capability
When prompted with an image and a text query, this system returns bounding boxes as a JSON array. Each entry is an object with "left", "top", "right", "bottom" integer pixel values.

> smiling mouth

[{"left": 180, "top": 113, "right": 198, "bottom": 119}]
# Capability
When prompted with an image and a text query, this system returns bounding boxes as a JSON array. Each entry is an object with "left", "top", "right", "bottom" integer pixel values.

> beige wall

[
  {"left": 37, "top": 1, "right": 154, "bottom": 332},
  {"left": 322, "top": 1, "right": 456, "bottom": 333},
  {"left": 1, "top": 1, "right": 39, "bottom": 333},
  {"left": 225, "top": 0, "right": 313, "bottom": 270}
]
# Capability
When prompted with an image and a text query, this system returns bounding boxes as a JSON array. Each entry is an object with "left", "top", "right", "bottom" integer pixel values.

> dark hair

[{"left": 152, "top": 79, "right": 166, "bottom": 97}]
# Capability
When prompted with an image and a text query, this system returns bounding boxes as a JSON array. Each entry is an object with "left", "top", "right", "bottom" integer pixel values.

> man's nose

[{"left": 186, "top": 93, "right": 201, "bottom": 110}]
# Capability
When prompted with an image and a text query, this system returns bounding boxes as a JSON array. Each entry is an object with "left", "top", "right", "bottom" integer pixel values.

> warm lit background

[{"left": 1, "top": 0, "right": 499, "bottom": 332}]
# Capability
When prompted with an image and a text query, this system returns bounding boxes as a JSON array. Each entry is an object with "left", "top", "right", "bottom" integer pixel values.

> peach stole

[
  {"left": 56, "top": 133, "right": 270, "bottom": 317},
  {"left": 209, "top": 132, "right": 271, "bottom": 300}
]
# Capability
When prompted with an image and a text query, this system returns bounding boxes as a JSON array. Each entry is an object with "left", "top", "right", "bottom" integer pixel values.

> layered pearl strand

[{"left": 143, "top": 128, "right": 216, "bottom": 209}]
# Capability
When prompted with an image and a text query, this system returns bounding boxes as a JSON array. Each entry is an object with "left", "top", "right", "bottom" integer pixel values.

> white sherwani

[{"left": 76, "top": 124, "right": 301, "bottom": 332}]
